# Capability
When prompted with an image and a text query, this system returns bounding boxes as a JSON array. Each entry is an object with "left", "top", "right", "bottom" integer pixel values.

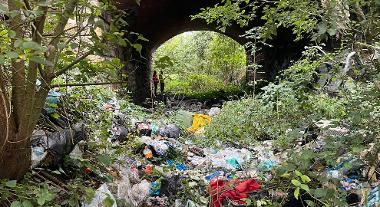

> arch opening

[{"left": 150, "top": 31, "right": 247, "bottom": 99}]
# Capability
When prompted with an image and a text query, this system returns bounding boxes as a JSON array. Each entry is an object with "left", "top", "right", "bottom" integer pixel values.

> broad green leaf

[
  {"left": 314, "top": 188, "right": 328, "bottom": 198},
  {"left": 36, "top": 187, "right": 55, "bottom": 206},
  {"left": 14, "top": 39, "right": 23, "bottom": 48},
  {"left": 327, "top": 28, "right": 337, "bottom": 36},
  {"left": 48, "top": 103, "right": 58, "bottom": 108},
  {"left": 37, "top": 0, "right": 51, "bottom": 7},
  {"left": 13, "top": 0, "right": 24, "bottom": 8},
  {"left": 97, "top": 154, "right": 112, "bottom": 166},
  {"left": 57, "top": 43, "right": 66, "bottom": 50},
  {"left": 294, "top": 187, "right": 300, "bottom": 200},
  {"left": 305, "top": 200, "right": 316, "bottom": 207},
  {"left": 294, "top": 170, "right": 302, "bottom": 177},
  {"left": 137, "top": 34, "right": 149, "bottom": 42},
  {"left": 70, "top": 43, "right": 79, "bottom": 49},
  {"left": 0, "top": 56, "right": 5, "bottom": 65},
  {"left": 68, "top": 197, "right": 78, "bottom": 207},
  {"left": 30, "top": 56, "right": 53, "bottom": 66},
  {"left": 85, "top": 187, "right": 95, "bottom": 203},
  {"left": 102, "top": 195, "right": 114, "bottom": 207},
  {"left": 300, "top": 184, "right": 310, "bottom": 192},
  {"left": 6, "top": 51, "right": 19, "bottom": 59},
  {"left": 301, "top": 175, "right": 311, "bottom": 183},
  {"left": 291, "top": 179, "right": 301, "bottom": 187},
  {"left": 50, "top": 113, "right": 60, "bottom": 119},
  {"left": 132, "top": 43, "right": 142, "bottom": 55},
  {"left": 22, "top": 41, "right": 44, "bottom": 51},
  {"left": 0, "top": 3, "right": 7, "bottom": 13},
  {"left": 317, "top": 23, "right": 327, "bottom": 34},
  {"left": 29, "top": 56, "right": 46, "bottom": 65},
  {"left": 22, "top": 200, "right": 34, "bottom": 207},
  {"left": 10, "top": 201, "right": 23, "bottom": 207},
  {"left": 6, "top": 180, "right": 17, "bottom": 188},
  {"left": 8, "top": 10, "right": 20, "bottom": 18},
  {"left": 8, "top": 30, "right": 16, "bottom": 38}
]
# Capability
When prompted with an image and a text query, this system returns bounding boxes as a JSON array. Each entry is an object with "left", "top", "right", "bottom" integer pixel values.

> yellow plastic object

[{"left": 187, "top": 114, "right": 212, "bottom": 133}]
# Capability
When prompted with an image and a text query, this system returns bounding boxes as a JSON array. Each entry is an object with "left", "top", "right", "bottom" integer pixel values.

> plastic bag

[
  {"left": 159, "top": 124, "right": 180, "bottom": 139},
  {"left": 83, "top": 184, "right": 117, "bottom": 207},
  {"left": 187, "top": 114, "right": 212, "bottom": 133}
]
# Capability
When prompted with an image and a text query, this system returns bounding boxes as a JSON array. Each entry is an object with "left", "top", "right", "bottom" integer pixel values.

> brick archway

[{"left": 116, "top": 0, "right": 307, "bottom": 103}]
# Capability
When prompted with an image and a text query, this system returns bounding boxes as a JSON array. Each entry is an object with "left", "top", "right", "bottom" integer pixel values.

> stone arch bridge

[{"left": 115, "top": 0, "right": 307, "bottom": 103}]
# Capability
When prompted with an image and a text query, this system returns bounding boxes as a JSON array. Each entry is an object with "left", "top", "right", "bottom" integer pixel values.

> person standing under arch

[
  {"left": 152, "top": 70, "right": 159, "bottom": 96},
  {"left": 159, "top": 70, "right": 165, "bottom": 95}
]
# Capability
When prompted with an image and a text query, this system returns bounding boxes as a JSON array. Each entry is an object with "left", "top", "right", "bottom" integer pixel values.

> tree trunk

[{"left": 0, "top": 133, "right": 31, "bottom": 180}]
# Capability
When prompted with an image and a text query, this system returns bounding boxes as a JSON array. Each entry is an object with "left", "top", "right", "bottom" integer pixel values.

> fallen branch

[{"left": 50, "top": 81, "right": 128, "bottom": 88}]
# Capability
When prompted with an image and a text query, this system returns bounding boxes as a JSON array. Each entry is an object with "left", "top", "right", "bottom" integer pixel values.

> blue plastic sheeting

[
  {"left": 367, "top": 186, "right": 379, "bottom": 207},
  {"left": 44, "top": 91, "right": 61, "bottom": 114}
]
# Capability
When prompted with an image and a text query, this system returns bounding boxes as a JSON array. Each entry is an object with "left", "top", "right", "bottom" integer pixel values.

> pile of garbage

[
  {"left": 87, "top": 104, "right": 275, "bottom": 207},
  {"left": 29, "top": 95, "right": 380, "bottom": 207},
  {"left": 100, "top": 103, "right": 379, "bottom": 206}
]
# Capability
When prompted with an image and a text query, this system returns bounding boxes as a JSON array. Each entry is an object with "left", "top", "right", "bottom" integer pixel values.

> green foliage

[
  {"left": 36, "top": 185, "right": 55, "bottom": 206},
  {"left": 192, "top": 0, "right": 255, "bottom": 32},
  {"left": 205, "top": 55, "right": 357, "bottom": 148},
  {"left": 193, "top": 0, "right": 379, "bottom": 43},
  {"left": 152, "top": 31, "right": 246, "bottom": 97},
  {"left": 0, "top": 179, "right": 58, "bottom": 207}
]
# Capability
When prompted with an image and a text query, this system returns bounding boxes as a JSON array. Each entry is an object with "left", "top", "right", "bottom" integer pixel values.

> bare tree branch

[
  {"left": 0, "top": 67, "right": 9, "bottom": 104},
  {"left": 24, "top": 6, "right": 48, "bottom": 134},
  {"left": 51, "top": 81, "right": 128, "bottom": 88},
  {"left": 49, "top": 0, "right": 78, "bottom": 48},
  {"left": 44, "top": 0, "right": 78, "bottom": 78},
  {"left": 63, "top": 24, "right": 89, "bottom": 46},
  {"left": 23, "top": 0, "right": 32, "bottom": 10},
  {"left": 47, "top": 26, "right": 78, "bottom": 44},
  {"left": 8, "top": 0, "right": 26, "bottom": 128}
]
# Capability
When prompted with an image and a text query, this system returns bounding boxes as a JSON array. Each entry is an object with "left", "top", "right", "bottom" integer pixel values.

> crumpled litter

[{"left": 258, "top": 160, "right": 277, "bottom": 171}]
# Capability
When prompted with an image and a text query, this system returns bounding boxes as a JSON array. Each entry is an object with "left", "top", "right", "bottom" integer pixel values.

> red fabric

[
  {"left": 153, "top": 74, "right": 159, "bottom": 84},
  {"left": 209, "top": 178, "right": 260, "bottom": 207}
]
